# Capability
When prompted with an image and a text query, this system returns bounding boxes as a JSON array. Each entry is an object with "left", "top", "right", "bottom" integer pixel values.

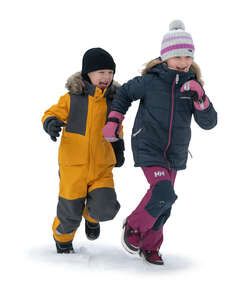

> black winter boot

[
  {"left": 55, "top": 240, "right": 74, "bottom": 254},
  {"left": 85, "top": 220, "right": 100, "bottom": 240}
]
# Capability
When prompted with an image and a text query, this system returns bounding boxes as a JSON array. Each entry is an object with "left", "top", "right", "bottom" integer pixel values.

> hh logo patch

[{"left": 154, "top": 171, "right": 165, "bottom": 178}]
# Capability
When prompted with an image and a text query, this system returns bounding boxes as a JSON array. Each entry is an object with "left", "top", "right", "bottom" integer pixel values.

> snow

[{"left": 1, "top": 0, "right": 240, "bottom": 299}]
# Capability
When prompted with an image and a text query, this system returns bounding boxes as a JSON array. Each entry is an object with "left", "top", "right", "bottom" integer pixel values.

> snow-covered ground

[{"left": 1, "top": 0, "right": 240, "bottom": 299}]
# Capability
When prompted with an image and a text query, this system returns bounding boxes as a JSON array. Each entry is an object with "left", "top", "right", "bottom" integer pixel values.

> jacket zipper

[
  {"left": 163, "top": 74, "right": 179, "bottom": 169},
  {"left": 88, "top": 96, "right": 95, "bottom": 180}
]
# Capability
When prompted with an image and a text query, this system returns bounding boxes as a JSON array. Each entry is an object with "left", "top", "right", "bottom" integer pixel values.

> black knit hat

[{"left": 82, "top": 48, "right": 116, "bottom": 76}]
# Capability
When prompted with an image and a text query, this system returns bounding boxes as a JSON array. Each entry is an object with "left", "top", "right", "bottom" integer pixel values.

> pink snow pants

[{"left": 127, "top": 166, "right": 177, "bottom": 251}]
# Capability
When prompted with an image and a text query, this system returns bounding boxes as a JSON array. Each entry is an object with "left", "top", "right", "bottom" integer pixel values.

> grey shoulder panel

[{"left": 66, "top": 93, "right": 89, "bottom": 135}]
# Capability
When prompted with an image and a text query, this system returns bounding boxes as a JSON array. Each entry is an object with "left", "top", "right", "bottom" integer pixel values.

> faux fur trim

[
  {"left": 65, "top": 71, "right": 121, "bottom": 94},
  {"left": 65, "top": 72, "right": 85, "bottom": 94}
]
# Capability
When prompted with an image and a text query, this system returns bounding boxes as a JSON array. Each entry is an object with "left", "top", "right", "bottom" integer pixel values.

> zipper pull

[
  {"left": 176, "top": 74, "right": 179, "bottom": 85},
  {"left": 188, "top": 150, "right": 193, "bottom": 159},
  {"left": 200, "top": 102, "right": 205, "bottom": 109},
  {"left": 199, "top": 93, "right": 206, "bottom": 109}
]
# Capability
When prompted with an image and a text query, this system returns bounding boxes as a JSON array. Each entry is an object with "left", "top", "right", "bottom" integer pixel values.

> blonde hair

[{"left": 141, "top": 58, "right": 204, "bottom": 86}]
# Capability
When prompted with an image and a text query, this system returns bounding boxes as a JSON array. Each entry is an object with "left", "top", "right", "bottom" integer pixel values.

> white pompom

[{"left": 169, "top": 20, "right": 185, "bottom": 31}]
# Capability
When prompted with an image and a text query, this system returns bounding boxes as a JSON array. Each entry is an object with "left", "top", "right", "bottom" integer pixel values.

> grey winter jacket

[{"left": 111, "top": 63, "right": 217, "bottom": 170}]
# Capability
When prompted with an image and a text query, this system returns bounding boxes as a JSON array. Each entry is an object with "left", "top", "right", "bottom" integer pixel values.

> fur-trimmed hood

[{"left": 65, "top": 71, "right": 121, "bottom": 96}]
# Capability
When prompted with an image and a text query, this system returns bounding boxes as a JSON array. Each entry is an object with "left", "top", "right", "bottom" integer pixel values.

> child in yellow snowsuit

[{"left": 42, "top": 48, "right": 124, "bottom": 253}]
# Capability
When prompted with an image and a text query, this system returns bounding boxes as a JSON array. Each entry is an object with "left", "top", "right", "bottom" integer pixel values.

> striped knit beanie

[{"left": 160, "top": 20, "right": 195, "bottom": 61}]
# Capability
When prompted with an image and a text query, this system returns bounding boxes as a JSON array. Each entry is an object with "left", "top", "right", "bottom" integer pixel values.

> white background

[{"left": 1, "top": 0, "right": 239, "bottom": 299}]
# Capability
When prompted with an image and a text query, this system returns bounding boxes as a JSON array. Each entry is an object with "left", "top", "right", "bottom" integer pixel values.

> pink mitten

[
  {"left": 180, "top": 80, "right": 210, "bottom": 110},
  {"left": 102, "top": 111, "right": 124, "bottom": 142}
]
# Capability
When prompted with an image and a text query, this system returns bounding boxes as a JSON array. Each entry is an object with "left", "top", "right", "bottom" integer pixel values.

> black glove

[
  {"left": 181, "top": 90, "right": 199, "bottom": 102},
  {"left": 43, "top": 117, "right": 66, "bottom": 142},
  {"left": 111, "top": 139, "right": 125, "bottom": 167}
]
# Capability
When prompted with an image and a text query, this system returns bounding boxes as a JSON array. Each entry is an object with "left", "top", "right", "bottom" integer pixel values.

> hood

[{"left": 65, "top": 71, "right": 121, "bottom": 95}]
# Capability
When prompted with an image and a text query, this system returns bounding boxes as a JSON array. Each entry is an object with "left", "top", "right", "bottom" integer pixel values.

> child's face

[
  {"left": 88, "top": 69, "right": 114, "bottom": 89},
  {"left": 166, "top": 56, "right": 193, "bottom": 72}
]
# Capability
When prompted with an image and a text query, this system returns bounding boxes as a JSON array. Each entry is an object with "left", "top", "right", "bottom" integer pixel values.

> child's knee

[
  {"left": 145, "top": 180, "right": 177, "bottom": 218},
  {"left": 87, "top": 187, "right": 120, "bottom": 221}
]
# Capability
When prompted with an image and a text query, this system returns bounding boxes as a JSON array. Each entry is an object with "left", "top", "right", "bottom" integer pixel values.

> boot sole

[{"left": 121, "top": 219, "right": 140, "bottom": 255}]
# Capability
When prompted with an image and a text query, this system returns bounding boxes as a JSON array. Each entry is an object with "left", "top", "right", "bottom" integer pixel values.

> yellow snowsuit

[{"left": 42, "top": 73, "right": 121, "bottom": 243}]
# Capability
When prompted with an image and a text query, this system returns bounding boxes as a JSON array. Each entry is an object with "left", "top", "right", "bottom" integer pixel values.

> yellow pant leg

[
  {"left": 53, "top": 164, "right": 98, "bottom": 242},
  {"left": 59, "top": 165, "right": 88, "bottom": 200},
  {"left": 52, "top": 216, "right": 77, "bottom": 243},
  {"left": 88, "top": 165, "right": 115, "bottom": 193}
]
